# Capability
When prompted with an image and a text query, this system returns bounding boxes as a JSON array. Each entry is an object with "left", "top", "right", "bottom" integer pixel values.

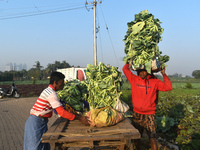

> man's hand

[
  {"left": 80, "top": 116, "right": 91, "bottom": 126},
  {"left": 161, "top": 67, "right": 166, "bottom": 75},
  {"left": 129, "top": 58, "right": 133, "bottom": 69},
  {"left": 75, "top": 114, "right": 91, "bottom": 126}
]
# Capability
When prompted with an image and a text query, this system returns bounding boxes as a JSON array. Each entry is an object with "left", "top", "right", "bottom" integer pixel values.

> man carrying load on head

[{"left": 123, "top": 62, "right": 172, "bottom": 150}]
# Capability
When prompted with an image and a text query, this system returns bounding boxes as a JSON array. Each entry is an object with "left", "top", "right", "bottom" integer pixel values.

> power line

[
  {"left": 99, "top": 5, "right": 120, "bottom": 67},
  {"left": 0, "top": 4, "right": 93, "bottom": 20},
  {"left": 0, "top": 2, "right": 86, "bottom": 11},
  {"left": 0, "top": 4, "right": 85, "bottom": 17},
  {"left": 96, "top": 12, "right": 104, "bottom": 63}
]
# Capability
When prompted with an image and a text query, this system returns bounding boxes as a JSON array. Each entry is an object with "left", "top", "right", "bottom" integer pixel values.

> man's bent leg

[
  {"left": 145, "top": 114, "right": 157, "bottom": 150},
  {"left": 150, "top": 138, "right": 158, "bottom": 150}
]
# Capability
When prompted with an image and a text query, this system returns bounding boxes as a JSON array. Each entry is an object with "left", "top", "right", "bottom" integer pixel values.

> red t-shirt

[{"left": 123, "top": 64, "right": 172, "bottom": 114}]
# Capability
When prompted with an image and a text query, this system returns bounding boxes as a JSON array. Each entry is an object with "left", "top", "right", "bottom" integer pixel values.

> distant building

[
  {"left": 5, "top": 63, "right": 12, "bottom": 71},
  {"left": 22, "top": 63, "right": 27, "bottom": 70},
  {"left": 5, "top": 63, "right": 27, "bottom": 71},
  {"left": 13, "top": 63, "right": 17, "bottom": 71}
]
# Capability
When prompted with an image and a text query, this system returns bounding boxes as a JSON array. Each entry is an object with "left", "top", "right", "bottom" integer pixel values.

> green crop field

[
  {"left": 0, "top": 79, "right": 49, "bottom": 85},
  {"left": 120, "top": 79, "right": 200, "bottom": 150}
]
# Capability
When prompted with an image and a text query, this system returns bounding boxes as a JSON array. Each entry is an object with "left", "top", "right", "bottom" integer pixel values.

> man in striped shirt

[{"left": 24, "top": 72, "right": 90, "bottom": 150}]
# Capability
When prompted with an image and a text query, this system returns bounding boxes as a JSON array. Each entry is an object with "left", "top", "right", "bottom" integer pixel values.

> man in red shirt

[{"left": 123, "top": 63, "right": 172, "bottom": 150}]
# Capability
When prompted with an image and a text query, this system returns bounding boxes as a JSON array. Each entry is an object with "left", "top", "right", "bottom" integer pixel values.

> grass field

[
  {"left": 0, "top": 79, "right": 49, "bottom": 85},
  {"left": 121, "top": 77, "right": 200, "bottom": 90}
]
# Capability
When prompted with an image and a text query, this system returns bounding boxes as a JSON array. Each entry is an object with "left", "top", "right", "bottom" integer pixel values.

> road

[
  {"left": 0, "top": 97, "right": 123, "bottom": 150},
  {"left": 0, "top": 97, "right": 58, "bottom": 150}
]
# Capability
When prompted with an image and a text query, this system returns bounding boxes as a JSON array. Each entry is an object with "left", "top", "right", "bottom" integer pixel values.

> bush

[
  {"left": 185, "top": 82, "right": 192, "bottom": 89},
  {"left": 156, "top": 93, "right": 200, "bottom": 150}
]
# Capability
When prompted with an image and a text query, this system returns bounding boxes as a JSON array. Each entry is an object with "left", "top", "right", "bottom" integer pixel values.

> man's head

[
  {"left": 50, "top": 72, "right": 65, "bottom": 91},
  {"left": 137, "top": 69, "right": 148, "bottom": 79}
]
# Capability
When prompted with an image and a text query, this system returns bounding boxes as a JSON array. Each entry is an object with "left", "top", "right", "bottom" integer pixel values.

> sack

[
  {"left": 114, "top": 98, "right": 130, "bottom": 113},
  {"left": 151, "top": 57, "right": 161, "bottom": 72},
  {"left": 86, "top": 106, "right": 124, "bottom": 127},
  {"left": 130, "top": 57, "right": 162, "bottom": 73}
]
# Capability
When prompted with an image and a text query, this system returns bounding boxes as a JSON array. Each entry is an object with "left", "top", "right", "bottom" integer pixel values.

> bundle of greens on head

[{"left": 123, "top": 10, "right": 169, "bottom": 73}]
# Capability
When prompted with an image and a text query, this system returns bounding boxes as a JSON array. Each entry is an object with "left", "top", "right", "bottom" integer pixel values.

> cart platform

[{"left": 41, "top": 117, "right": 140, "bottom": 150}]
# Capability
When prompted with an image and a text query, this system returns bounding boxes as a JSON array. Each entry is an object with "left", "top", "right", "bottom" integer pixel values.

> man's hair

[
  {"left": 49, "top": 71, "right": 65, "bottom": 84},
  {"left": 136, "top": 69, "right": 147, "bottom": 76}
]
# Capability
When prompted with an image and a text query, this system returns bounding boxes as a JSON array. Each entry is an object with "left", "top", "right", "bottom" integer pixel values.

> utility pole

[
  {"left": 93, "top": 0, "right": 97, "bottom": 66},
  {"left": 86, "top": 0, "right": 101, "bottom": 66}
]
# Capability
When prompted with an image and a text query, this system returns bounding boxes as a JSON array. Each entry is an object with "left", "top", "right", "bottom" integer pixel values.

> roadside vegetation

[{"left": 121, "top": 76, "right": 200, "bottom": 150}]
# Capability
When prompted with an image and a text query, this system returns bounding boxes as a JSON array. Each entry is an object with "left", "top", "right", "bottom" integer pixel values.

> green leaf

[
  {"left": 145, "top": 60, "right": 152, "bottom": 74},
  {"left": 131, "top": 21, "right": 145, "bottom": 34}
]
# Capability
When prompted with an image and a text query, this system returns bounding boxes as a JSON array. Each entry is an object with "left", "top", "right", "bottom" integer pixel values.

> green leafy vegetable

[
  {"left": 57, "top": 79, "right": 87, "bottom": 111},
  {"left": 83, "top": 62, "right": 122, "bottom": 109},
  {"left": 157, "top": 116, "right": 175, "bottom": 133},
  {"left": 123, "top": 10, "right": 170, "bottom": 73}
]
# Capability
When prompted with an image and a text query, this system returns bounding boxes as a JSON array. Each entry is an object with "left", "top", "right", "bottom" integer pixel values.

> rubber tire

[
  {"left": 0, "top": 93, "right": 3, "bottom": 99},
  {"left": 14, "top": 91, "right": 20, "bottom": 98}
]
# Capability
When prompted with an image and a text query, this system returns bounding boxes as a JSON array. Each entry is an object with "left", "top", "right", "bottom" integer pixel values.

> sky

[{"left": 0, "top": 0, "right": 200, "bottom": 76}]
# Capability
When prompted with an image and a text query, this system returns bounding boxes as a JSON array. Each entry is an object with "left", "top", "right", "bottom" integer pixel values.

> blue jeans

[{"left": 24, "top": 115, "right": 50, "bottom": 150}]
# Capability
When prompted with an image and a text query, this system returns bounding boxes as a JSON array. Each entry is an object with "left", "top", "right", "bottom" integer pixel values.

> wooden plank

[
  {"left": 62, "top": 142, "right": 89, "bottom": 147},
  {"left": 57, "top": 134, "right": 124, "bottom": 142},
  {"left": 61, "top": 140, "right": 126, "bottom": 148},
  {"left": 117, "top": 118, "right": 141, "bottom": 139},
  {"left": 42, "top": 117, "right": 69, "bottom": 141},
  {"left": 42, "top": 117, "right": 64, "bottom": 141},
  {"left": 117, "top": 119, "right": 135, "bottom": 129},
  {"left": 99, "top": 140, "right": 126, "bottom": 146},
  {"left": 44, "top": 128, "right": 137, "bottom": 137},
  {"left": 49, "top": 118, "right": 69, "bottom": 140}
]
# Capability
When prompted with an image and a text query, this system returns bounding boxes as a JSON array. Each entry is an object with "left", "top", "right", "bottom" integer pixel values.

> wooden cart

[{"left": 41, "top": 117, "right": 141, "bottom": 150}]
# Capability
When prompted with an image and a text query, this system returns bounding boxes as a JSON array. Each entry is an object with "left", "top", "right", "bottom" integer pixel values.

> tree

[
  {"left": 168, "top": 73, "right": 182, "bottom": 78},
  {"left": 59, "top": 61, "right": 71, "bottom": 69},
  {"left": 21, "top": 69, "right": 28, "bottom": 79},
  {"left": 33, "top": 61, "right": 43, "bottom": 80},
  {"left": 192, "top": 70, "right": 200, "bottom": 79},
  {"left": 28, "top": 68, "right": 37, "bottom": 78},
  {"left": 46, "top": 61, "right": 71, "bottom": 72},
  {"left": 2, "top": 71, "right": 13, "bottom": 81}
]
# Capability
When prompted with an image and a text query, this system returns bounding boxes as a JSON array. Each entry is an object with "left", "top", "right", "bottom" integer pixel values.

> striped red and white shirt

[
  {"left": 29, "top": 84, "right": 77, "bottom": 121},
  {"left": 30, "top": 85, "right": 61, "bottom": 117}
]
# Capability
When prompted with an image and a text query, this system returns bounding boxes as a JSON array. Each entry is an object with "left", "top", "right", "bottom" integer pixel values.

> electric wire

[
  {"left": 99, "top": 5, "right": 120, "bottom": 67},
  {"left": 0, "top": 3, "right": 93, "bottom": 20},
  {"left": 0, "top": 3, "right": 89, "bottom": 17},
  {"left": 96, "top": 11, "right": 104, "bottom": 63},
  {"left": 0, "top": 5, "right": 84, "bottom": 16},
  {"left": 0, "top": 2, "right": 86, "bottom": 11}
]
